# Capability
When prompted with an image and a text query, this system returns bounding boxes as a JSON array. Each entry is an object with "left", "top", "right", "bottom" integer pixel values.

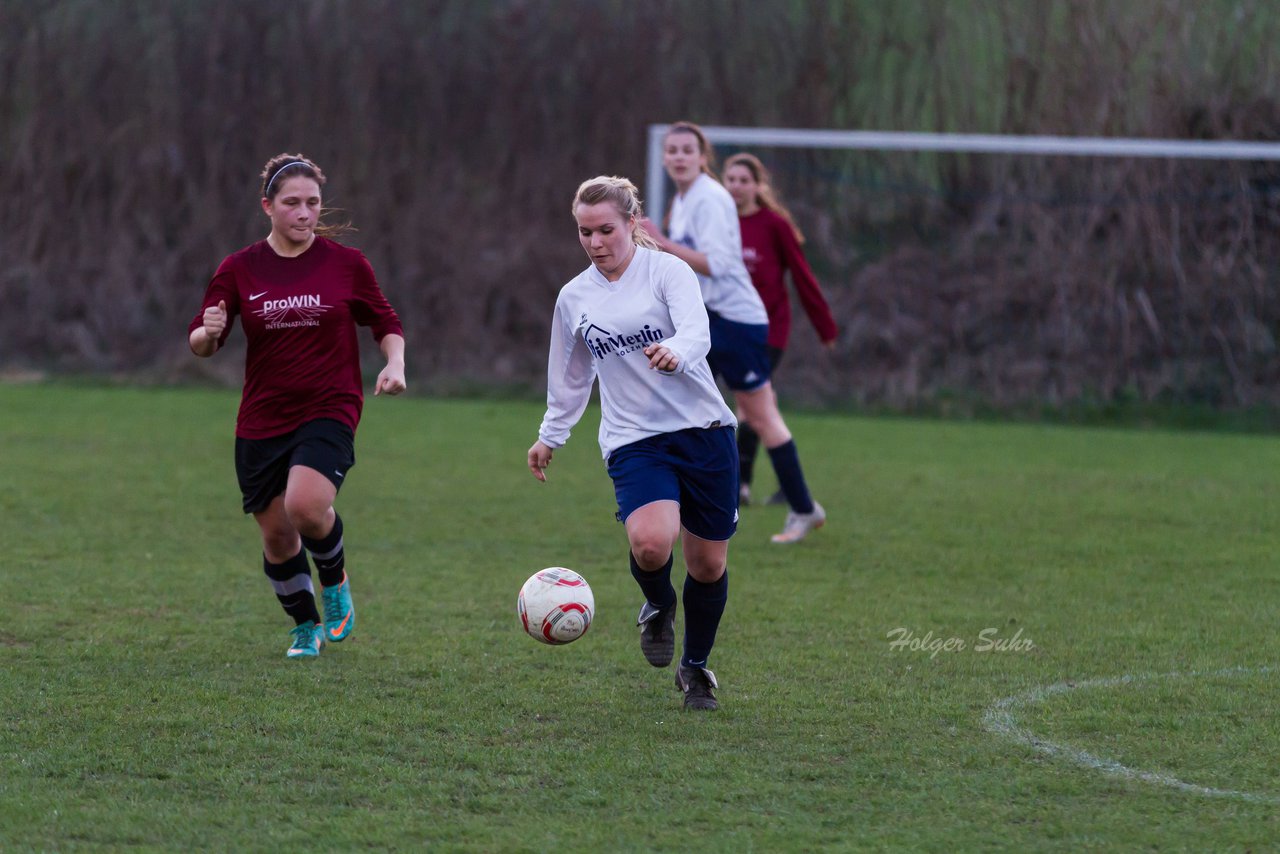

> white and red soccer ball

[{"left": 517, "top": 567, "right": 594, "bottom": 645}]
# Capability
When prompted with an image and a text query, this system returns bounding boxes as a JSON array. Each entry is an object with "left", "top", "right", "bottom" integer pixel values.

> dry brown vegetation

[{"left": 4, "top": 0, "right": 1280, "bottom": 413}]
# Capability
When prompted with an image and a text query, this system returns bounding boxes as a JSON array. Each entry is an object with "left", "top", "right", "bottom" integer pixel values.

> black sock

[
  {"left": 301, "top": 513, "right": 345, "bottom": 588},
  {"left": 737, "top": 423, "right": 760, "bottom": 486},
  {"left": 767, "top": 440, "right": 815, "bottom": 514},
  {"left": 681, "top": 570, "right": 728, "bottom": 669},
  {"left": 263, "top": 550, "right": 320, "bottom": 626},
  {"left": 630, "top": 551, "right": 676, "bottom": 609}
]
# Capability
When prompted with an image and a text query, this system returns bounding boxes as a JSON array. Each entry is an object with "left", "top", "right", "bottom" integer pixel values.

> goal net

[{"left": 645, "top": 125, "right": 1280, "bottom": 413}]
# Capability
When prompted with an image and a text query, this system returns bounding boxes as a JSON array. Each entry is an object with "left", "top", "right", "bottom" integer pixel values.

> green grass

[{"left": 2, "top": 383, "right": 1279, "bottom": 850}]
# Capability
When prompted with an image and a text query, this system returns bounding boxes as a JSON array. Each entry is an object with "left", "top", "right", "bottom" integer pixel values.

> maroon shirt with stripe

[
  {"left": 188, "top": 237, "right": 403, "bottom": 439},
  {"left": 738, "top": 208, "right": 838, "bottom": 350}
]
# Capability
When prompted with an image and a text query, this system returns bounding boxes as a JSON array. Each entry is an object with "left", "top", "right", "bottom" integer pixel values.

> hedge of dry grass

[{"left": 4, "top": 0, "right": 1279, "bottom": 411}]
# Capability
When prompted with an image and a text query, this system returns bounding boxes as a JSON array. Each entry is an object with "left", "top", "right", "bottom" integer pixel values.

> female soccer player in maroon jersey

[
  {"left": 722, "top": 152, "right": 838, "bottom": 509},
  {"left": 188, "top": 153, "right": 406, "bottom": 659}
]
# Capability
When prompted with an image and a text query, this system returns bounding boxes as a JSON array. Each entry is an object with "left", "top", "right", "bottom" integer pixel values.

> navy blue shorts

[
  {"left": 706, "top": 311, "right": 772, "bottom": 392},
  {"left": 606, "top": 426, "right": 739, "bottom": 541},
  {"left": 234, "top": 419, "right": 355, "bottom": 514}
]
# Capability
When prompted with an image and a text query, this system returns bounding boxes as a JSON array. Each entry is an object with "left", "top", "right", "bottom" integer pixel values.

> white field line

[{"left": 982, "top": 666, "right": 1279, "bottom": 804}]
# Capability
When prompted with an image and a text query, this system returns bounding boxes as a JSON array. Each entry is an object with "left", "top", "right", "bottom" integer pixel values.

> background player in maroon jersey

[
  {"left": 188, "top": 153, "right": 406, "bottom": 659},
  {"left": 722, "top": 153, "right": 838, "bottom": 509}
]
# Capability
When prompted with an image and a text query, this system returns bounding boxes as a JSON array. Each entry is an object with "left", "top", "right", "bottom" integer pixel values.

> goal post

[{"left": 644, "top": 124, "right": 1280, "bottom": 225}]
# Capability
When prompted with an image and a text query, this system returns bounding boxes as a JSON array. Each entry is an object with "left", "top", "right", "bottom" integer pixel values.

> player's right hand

[{"left": 202, "top": 300, "right": 228, "bottom": 340}]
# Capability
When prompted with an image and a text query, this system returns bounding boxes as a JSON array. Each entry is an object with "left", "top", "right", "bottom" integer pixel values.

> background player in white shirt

[
  {"left": 643, "top": 121, "right": 827, "bottom": 545},
  {"left": 527, "top": 176, "right": 738, "bottom": 711}
]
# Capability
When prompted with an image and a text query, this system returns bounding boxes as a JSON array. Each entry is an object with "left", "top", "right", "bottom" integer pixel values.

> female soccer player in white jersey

[
  {"left": 188, "top": 153, "right": 406, "bottom": 660},
  {"left": 527, "top": 176, "right": 735, "bottom": 711},
  {"left": 642, "top": 121, "right": 826, "bottom": 544}
]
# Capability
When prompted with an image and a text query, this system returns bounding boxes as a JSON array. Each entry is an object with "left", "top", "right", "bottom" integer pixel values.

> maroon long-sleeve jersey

[
  {"left": 738, "top": 208, "right": 838, "bottom": 350},
  {"left": 188, "top": 237, "right": 403, "bottom": 439}
]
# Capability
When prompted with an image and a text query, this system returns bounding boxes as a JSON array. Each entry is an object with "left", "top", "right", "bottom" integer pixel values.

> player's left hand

[
  {"left": 643, "top": 343, "right": 679, "bottom": 373},
  {"left": 374, "top": 363, "right": 406, "bottom": 396}
]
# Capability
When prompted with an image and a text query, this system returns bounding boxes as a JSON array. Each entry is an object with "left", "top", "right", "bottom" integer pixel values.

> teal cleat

[
  {"left": 321, "top": 574, "right": 355, "bottom": 642},
  {"left": 286, "top": 620, "right": 325, "bottom": 659}
]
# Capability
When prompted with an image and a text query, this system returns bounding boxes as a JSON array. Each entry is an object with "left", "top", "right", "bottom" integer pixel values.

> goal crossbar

[{"left": 644, "top": 124, "right": 1280, "bottom": 222}]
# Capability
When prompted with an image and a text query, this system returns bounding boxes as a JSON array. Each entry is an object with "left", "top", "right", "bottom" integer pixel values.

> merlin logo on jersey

[
  {"left": 257, "top": 294, "right": 331, "bottom": 330},
  {"left": 583, "top": 323, "right": 667, "bottom": 361}
]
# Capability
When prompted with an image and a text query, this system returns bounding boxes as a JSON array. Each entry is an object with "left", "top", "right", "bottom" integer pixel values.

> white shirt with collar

[{"left": 537, "top": 246, "right": 736, "bottom": 460}]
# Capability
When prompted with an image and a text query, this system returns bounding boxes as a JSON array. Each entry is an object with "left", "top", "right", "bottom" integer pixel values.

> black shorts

[{"left": 234, "top": 419, "right": 356, "bottom": 514}]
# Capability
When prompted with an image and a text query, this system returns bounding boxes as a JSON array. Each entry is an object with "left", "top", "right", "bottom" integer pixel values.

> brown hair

[
  {"left": 724, "top": 152, "right": 805, "bottom": 244},
  {"left": 664, "top": 120, "right": 719, "bottom": 181},
  {"left": 572, "top": 175, "right": 658, "bottom": 250},
  {"left": 259, "top": 153, "right": 352, "bottom": 238}
]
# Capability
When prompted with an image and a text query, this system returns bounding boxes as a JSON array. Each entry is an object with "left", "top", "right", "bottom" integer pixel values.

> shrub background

[{"left": 4, "top": 0, "right": 1279, "bottom": 412}]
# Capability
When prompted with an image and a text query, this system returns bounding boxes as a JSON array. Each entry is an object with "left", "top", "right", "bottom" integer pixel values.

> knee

[
  {"left": 261, "top": 528, "right": 301, "bottom": 562},
  {"left": 757, "top": 410, "right": 791, "bottom": 447},
  {"left": 283, "top": 495, "right": 331, "bottom": 539},
  {"left": 630, "top": 540, "right": 672, "bottom": 572},
  {"left": 685, "top": 556, "right": 726, "bottom": 583}
]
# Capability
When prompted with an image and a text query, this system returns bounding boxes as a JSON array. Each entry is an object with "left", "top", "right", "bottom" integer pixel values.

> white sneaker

[
  {"left": 739, "top": 484, "right": 752, "bottom": 506},
  {"left": 770, "top": 502, "right": 826, "bottom": 544}
]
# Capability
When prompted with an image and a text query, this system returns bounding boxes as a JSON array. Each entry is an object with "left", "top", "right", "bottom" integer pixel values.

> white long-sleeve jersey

[
  {"left": 668, "top": 173, "right": 769, "bottom": 325},
  {"left": 537, "top": 246, "right": 736, "bottom": 460}
]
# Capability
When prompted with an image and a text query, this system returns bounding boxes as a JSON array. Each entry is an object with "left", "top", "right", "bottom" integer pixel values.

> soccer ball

[{"left": 517, "top": 567, "right": 594, "bottom": 645}]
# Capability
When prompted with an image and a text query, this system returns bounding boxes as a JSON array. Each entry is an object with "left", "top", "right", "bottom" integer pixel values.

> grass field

[{"left": 3, "top": 383, "right": 1279, "bottom": 850}]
